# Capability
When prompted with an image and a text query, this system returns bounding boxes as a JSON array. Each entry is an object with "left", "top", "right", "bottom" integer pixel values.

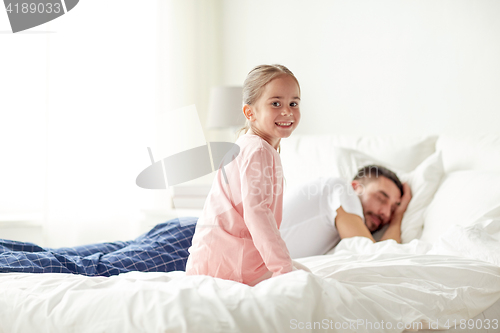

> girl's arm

[{"left": 241, "top": 148, "right": 294, "bottom": 277}]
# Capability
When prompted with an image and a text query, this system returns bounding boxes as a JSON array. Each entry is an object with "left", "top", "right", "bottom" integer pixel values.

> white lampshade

[{"left": 206, "top": 86, "right": 245, "bottom": 129}]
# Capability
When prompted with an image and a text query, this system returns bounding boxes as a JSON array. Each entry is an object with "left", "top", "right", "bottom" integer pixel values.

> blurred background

[{"left": 1, "top": 0, "right": 499, "bottom": 246}]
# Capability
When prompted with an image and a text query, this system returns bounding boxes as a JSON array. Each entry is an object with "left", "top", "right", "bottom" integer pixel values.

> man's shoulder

[
  {"left": 321, "top": 176, "right": 364, "bottom": 222},
  {"left": 285, "top": 176, "right": 352, "bottom": 199},
  {"left": 314, "top": 176, "right": 354, "bottom": 196},
  {"left": 321, "top": 176, "right": 351, "bottom": 188}
]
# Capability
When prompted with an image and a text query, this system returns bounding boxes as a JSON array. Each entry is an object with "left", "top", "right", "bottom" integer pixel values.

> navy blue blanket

[{"left": 0, "top": 217, "right": 197, "bottom": 276}]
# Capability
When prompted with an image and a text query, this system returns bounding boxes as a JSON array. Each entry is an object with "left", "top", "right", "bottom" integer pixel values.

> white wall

[{"left": 220, "top": 0, "right": 500, "bottom": 136}]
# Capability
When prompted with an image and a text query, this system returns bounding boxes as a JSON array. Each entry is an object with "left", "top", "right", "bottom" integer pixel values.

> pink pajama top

[{"left": 185, "top": 134, "right": 293, "bottom": 284}]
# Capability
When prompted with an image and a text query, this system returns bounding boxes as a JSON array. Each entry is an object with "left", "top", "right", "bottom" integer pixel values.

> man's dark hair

[{"left": 353, "top": 165, "right": 404, "bottom": 197}]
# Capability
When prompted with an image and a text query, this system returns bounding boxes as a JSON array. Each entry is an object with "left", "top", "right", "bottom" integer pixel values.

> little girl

[{"left": 185, "top": 64, "right": 304, "bottom": 286}]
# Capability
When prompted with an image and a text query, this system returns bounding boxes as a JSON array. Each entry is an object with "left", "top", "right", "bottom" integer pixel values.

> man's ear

[
  {"left": 243, "top": 105, "right": 254, "bottom": 122},
  {"left": 351, "top": 180, "right": 363, "bottom": 194}
]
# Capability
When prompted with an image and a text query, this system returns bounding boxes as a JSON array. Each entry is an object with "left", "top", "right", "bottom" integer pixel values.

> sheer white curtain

[
  {"left": 42, "top": 1, "right": 158, "bottom": 247},
  {"left": 1, "top": 1, "right": 157, "bottom": 246},
  {"left": 1, "top": 8, "right": 52, "bottom": 243},
  {"left": 0, "top": 0, "right": 222, "bottom": 247}
]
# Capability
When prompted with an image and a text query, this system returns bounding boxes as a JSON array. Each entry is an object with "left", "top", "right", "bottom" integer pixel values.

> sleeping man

[
  {"left": 0, "top": 164, "right": 410, "bottom": 276},
  {"left": 280, "top": 165, "right": 412, "bottom": 259}
]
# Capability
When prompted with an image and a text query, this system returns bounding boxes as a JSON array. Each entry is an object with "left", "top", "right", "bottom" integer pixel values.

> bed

[{"left": 1, "top": 134, "right": 499, "bottom": 333}]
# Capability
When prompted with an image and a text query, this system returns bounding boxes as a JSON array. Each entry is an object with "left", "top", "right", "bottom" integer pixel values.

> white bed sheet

[{"left": 1, "top": 220, "right": 499, "bottom": 333}]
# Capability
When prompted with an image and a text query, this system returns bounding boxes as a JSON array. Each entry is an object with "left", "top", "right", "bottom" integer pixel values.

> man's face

[{"left": 352, "top": 177, "right": 402, "bottom": 232}]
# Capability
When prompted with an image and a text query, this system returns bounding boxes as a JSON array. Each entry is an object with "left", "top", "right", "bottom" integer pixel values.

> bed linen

[
  {"left": 1, "top": 218, "right": 499, "bottom": 333},
  {"left": 0, "top": 217, "right": 196, "bottom": 276}
]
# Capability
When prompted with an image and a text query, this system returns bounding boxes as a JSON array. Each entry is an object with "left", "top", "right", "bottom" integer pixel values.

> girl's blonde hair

[{"left": 236, "top": 64, "right": 301, "bottom": 152}]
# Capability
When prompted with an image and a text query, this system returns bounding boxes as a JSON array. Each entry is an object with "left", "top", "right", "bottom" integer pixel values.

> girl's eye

[
  {"left": 272, "top": 101, "right": 281, "bottom": 107},
  {"left": 290, "top": 102, "right": 298, "bottom": 107}
]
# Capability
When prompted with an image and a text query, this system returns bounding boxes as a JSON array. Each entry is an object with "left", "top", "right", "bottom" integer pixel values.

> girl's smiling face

[{"left": 244, "top": 74, "right": 301, "bottom": 149}]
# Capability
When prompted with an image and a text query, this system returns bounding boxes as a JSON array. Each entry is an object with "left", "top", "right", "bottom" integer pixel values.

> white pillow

[
  {"left": 398, "top": 151, "right": 444, "bottom": 242},
  {"left": 352, "top": 135, "right": 437, "bottom": 172},
  {"left": 282, "top": 146, "right": 444, "bottom": 243},
  {"left": 420, "top": 171, "right": 500, "bottom": 244},
  {"left": 280, "top": 135, "right": 437, "bottom": 183},
  {"left": 436, "top": 135, "right": 500, "bottom": 173}
]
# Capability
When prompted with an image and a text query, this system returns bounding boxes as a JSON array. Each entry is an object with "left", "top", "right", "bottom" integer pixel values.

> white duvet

[{"left": 1, "top": 219, "right": 500, "bottom": 333}]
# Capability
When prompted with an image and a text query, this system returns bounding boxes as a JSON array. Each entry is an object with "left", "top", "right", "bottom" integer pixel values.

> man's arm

[
  {"left": 335, "top": 206, "right": 376, "bottom": 243},
  {"left": 379, "top": 183, "right": 412, "bottom": 243},
  {"left": 379, "top": 211, "right": 403, "bottom": 243}
]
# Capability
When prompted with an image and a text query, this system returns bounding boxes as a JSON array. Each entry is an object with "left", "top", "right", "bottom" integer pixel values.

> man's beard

[
  {"left": 366, "top": 212, "right": 385, "bottom": 233},
  {"left": 370, "top": 221, "right": 386, "bottom": 234}
]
